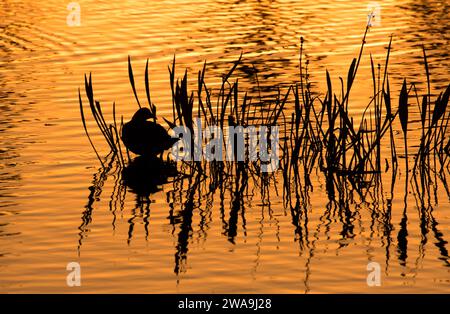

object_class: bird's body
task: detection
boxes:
[122,108,178,157]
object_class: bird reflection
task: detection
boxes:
[77,154,178,250]
[122,155,178,198]
[76,41,449,289]
[122,156,178,244]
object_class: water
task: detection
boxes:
[0,0,449,293]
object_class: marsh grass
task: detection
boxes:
[79,74,125,167]
[77,27,450,270]
[79,28,449,211]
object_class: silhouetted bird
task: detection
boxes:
[121,107,178,157]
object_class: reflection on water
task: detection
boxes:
[78,155,178,248]
[77,136,449,291]
[0,0,449,292]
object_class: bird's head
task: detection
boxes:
[132,107,156,122]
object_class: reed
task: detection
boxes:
[411,46,450,175]
[79,29,449,212]
[78,32,450,263]
[79,73,125,167]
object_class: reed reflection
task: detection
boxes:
[77,26,449,284]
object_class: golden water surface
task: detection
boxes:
[0,0,449,293]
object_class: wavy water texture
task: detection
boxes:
[0,0,449,293]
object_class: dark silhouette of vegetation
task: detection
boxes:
[78,24,449,275]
